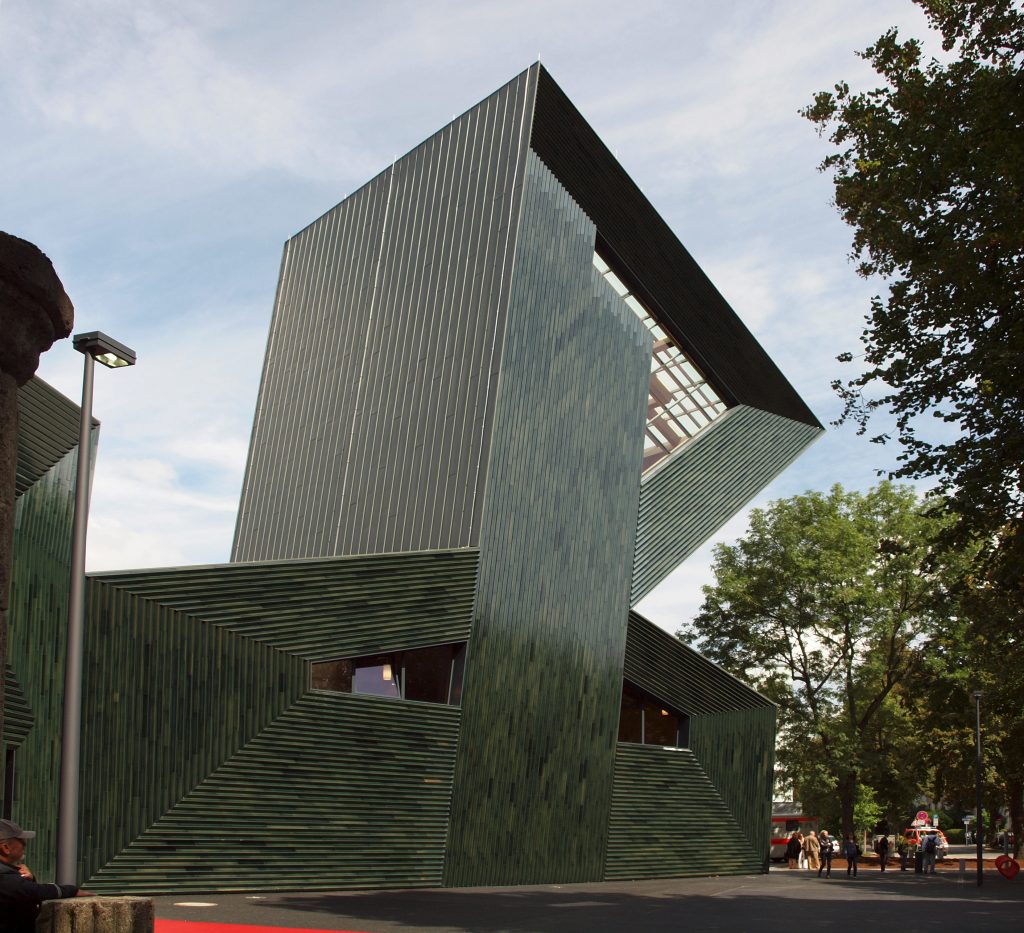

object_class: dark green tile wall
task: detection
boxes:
[631,405,822,604]
[444,151,651,885]
[689,706,776,865]
[79,583,306,884]
[623,612,775,865]
[88,692,461,893]
[604,744,763,879]
[2,667,34,745]
[79,549,478,891]
[7,443,78,879]
[14,377,94,497]
[91,549,479,659]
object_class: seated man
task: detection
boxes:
[0,819,90,933]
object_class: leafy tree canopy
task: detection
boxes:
[802,0,1024,563]
[678,483,962,836]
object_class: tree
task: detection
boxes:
[912,566,1024,856]
[678,483,960,837]
[802,0,1024,568]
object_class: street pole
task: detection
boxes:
[973,690,983,888]
[56,349,94,885]
[55,331,135,885]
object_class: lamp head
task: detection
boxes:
[73,331,136,368]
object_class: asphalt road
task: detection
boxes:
[152,868,1024,933]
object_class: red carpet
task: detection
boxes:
[156,921,374,933]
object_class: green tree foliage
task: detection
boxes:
[678,484,958,836]
[802,1,1024,569]
[912,570,1024,855]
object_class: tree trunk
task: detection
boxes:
[838,773,856,839]
[1008,776,1023,860]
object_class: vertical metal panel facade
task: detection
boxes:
[444,152,651,885]
[233,70,537,562]
[631,405,822,605]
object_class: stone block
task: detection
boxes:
[35,897,154,933]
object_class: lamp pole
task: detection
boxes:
[973,689,984,888]
[56,331,135,885]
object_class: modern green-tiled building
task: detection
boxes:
[6,65,821,892]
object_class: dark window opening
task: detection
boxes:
[617,680,689,748]
[312,642,467,707]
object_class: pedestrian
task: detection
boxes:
[922,831,937,874]
[796,830,807,869]
[844,834,860,878]
[785,831,801,869]
[0,819,90,933]
[875,834,890,872]
[817,830,834,878]
[804,830,821,872]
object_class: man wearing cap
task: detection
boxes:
[0,819,87,933]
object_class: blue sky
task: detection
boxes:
[2,0,940,631]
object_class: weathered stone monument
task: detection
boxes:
[0,231,74,754]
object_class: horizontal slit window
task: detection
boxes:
[312,642,467,706]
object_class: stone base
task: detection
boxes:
[36,897,154,933]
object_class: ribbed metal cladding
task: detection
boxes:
[87,693,461,893]
[15,376,96,497]
[530,65,820,430]
[232,68,537,562]
[631,405,823,604]
[444,152,650,886]
[604,744,764,880]
[90,548,479,659]
[623,612,775,863]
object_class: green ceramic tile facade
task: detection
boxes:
[623,612,775,864]
[88,692,461,893]
[631,405,823,604]
[444,152,651,885]
[7,442,79,879]
[605,744,763,879]
[2,667,34,746]
[77,549,477,890]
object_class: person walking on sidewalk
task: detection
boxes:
[922,832,938,874]
[844,834,860,878]
[817,830,834,878]
[875,834,890,872]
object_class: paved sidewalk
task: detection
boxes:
[152,868,1024,933]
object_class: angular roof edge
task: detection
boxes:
[527,64,821,429]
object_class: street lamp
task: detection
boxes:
[972,689,984,888]
[56,331,136,884]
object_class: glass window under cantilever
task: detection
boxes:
[592,250,728,472]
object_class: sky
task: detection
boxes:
[2,0,943,634]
